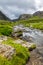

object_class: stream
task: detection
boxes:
[14,25,43,65]
[22,28,43,65]
[23,29,43,46]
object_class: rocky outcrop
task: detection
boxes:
[12,25,24,37]
[12,25,34,42]
[19,14,32,20]
[33,11,43,17]
[0,43,15,59]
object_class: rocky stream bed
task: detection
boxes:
[13,25,43,65]
[0,25,43,65]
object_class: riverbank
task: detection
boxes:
[0,36,36,65]
[26,41,43,65]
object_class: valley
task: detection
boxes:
[0,11,43,65]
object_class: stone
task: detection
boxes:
[36,47,43,56]
[0,43,15,59]
[14,39,25,44]
[12,25,24,37]
[14,39,36,51]
[0,36,7,43]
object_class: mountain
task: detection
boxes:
[33,11,43,17]
[0,11,10,20]
[19,14,32,20]
[0,11,43,21]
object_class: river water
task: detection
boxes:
[16,25,43,65]
[23,29,43,45]
[14,25,43,64]
[23,29,43,65]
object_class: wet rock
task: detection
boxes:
[26,49,43,65]
[36,47,43,56]
[13,25,24,32]
[21,36,33,42]
[0,44,15,59]
[12,25,24,37]
[12,32,22,37]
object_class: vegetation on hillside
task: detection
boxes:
[0,16,43,36]
[14,16,43,30]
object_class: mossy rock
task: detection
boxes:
[29,44,36,51]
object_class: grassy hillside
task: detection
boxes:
[14,16,43,30]
[0,20,14,36]
[0,16,43,36]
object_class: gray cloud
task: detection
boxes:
[0,0,43,19]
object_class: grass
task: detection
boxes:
[14,16,43,30]
[0,38,30,65]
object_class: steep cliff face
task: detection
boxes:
[0,11,10,20]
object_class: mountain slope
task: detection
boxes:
[33,11,43,17]
[0,11,10,20]
[19,14,32,20]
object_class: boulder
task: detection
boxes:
[22,42,36,51]
[36,47,43,56]
[0,36,7,43]
[12,25,24,37]
[0,44,15,59]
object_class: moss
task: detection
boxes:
[29,44,36,51]
[1,38,30,65]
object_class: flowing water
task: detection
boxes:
[23,29,43,46]
[22,28,43,65]
[14,25,43,65]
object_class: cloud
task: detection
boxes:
[0,0,43,19]
[35,0,43,11]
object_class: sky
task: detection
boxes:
[0,0,43,19]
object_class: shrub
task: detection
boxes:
[0,25,12,36]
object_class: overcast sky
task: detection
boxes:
[0,0,43,19]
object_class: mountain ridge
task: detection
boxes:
[0,11,43,21]
[0,11,10,21]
